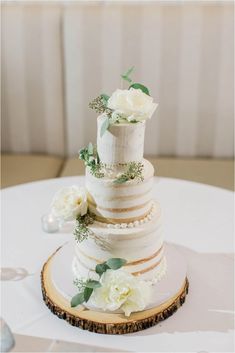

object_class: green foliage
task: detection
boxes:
[89,94,112,137]
[121,66,135,83]
[87,142,93,155]
[86,280,102,289]
[84,287,93,302]
[71,278,94,307]
[114,162,144,184]
[106,258,127,270]
[113,175,129,184]
[88,95,107,114]
[95,263,110,276]
[89,95,112,118]
[79,143,104,178]
[71,292,85,307]
[71,257,127,308]
[100,93,110,105]
[100,116,110,137]
[95,257,127,277]
[73,212,95,243]
[73,278,87,291]
[129,83,150,96]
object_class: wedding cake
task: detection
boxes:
[51,68,167,316]
[73,120,167,284]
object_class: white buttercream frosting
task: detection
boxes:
[86,159,154,222]
[97,115,146,165]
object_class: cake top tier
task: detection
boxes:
[97,116,146,164]
[89,68,158,165]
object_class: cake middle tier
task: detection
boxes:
[86,159,154,223]
[72,201,166,283]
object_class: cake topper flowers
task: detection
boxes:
[89,67,158,137]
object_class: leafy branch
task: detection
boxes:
[121,67,150,96]
[89,94,111,115]
[89,96,113,137]
[71,279,101,307]
[114,162,144,184]
[73,212,95,243]
[121,66,135,83]
[71,258,127,308]
[79,143,104,178]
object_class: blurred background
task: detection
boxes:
[1,0,234,189]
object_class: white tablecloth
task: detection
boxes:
[1,177,234,352]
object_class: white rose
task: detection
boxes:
[51,186,88,221]
[107,88,158,122]
[90,269,152,316]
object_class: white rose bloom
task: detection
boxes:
[107,88,158,122]
[90,269,152,316]
[51,186,88,221]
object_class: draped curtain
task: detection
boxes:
[1,1,234,158]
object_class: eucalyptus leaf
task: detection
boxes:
[97,151,100,164]
[100,116,110,137]
[84,287,93,302]
[129,83,150,96]
[121,66,134,83]
[88,142,93,155]
[95,262,109,276]
[70,292,85,307]
[106,258,127,270]
[101,94,110,105]
[113,176,129,184]
[86,280,102,289]
[125,66,135,77]
[121,75,132,83]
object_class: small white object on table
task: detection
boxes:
[41,213,61,233]
[1,176,234,352]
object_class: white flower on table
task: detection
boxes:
[107,88,158,122]
[51,186,88,222]
[90,269,152,317]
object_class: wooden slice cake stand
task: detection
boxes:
[41,243,189,335]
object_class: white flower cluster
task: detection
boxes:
[107,88,158,123]
[51,186,88,222]
[91,269,152,317]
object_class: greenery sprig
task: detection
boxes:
[89,94,115,137]
[114,162,144,184]
[121,66,135,83]
[89,94,111,116]
[121,67,150,95]
[71,258,127,307]
[73,212,95,243]
[79,142,104,178]
[71,278,101,307]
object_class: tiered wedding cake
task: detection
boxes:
[72,117,167,285]
[51,69,169,317]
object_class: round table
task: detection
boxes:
[1,177,234,352]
